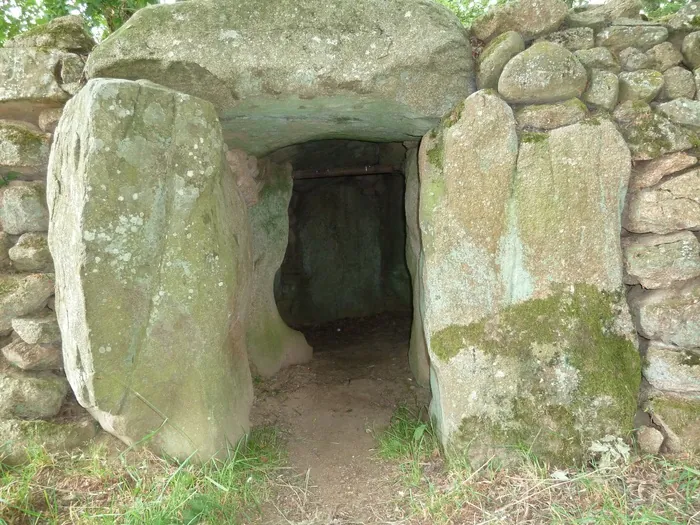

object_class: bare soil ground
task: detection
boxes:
[251,312,430,524]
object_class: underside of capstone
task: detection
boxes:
[85,0,474,156]
[47,78,253,461]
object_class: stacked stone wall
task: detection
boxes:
[0,16,98,463]
[466,0,700,455]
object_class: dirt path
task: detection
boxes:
[251,313,430,524]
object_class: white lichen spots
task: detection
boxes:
[95,256,101,263]
[84,230,96,241]
[98,345,112,354]
[495,370,505,378]
[187,170,194,178]
[312,36,322,43]
[218,282,224,287]
[405,10,412,17]
[118,196,124,201]
[186,233,192,239]
[132,193,139,200]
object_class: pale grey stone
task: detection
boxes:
[477,31,525,90]
[630,152,698,190]
[515,98,588,129]
[0,274,54,336]
[618,69,665,102]
[37,108,63,133]
[696,67,700,99]
[48,78,254,462]
[644,342,700,398]
[658,66,696,100]
[647,42,683,72]
[0,416,98,465]
[637,426,664,454]
[12,310,61,345]
[471,0,567,42]
[540,27,594,51]
[595,25,668,52]
[0,121,51,178]
[1,337,62,371]
[85,0,474,156]
[9,233,53,272]
[622,231,700,288]
[0,356,68,419]
[619,47,655,71]
[498,42,588,104]
[613,101,692,160]
[4,15,94,53]
[574,47,621,72]
[567,0,642,29]
[657,98,700,128]
[667,2,700,32]
[624,169,700,233]
[682,31,700,69]
[0,182,49,235]
[583,69,619,110]
[629,279,700,347]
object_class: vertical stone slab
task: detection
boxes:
[47,78,253,461]
[418,91,640,465]
[404,147,429,387]
[245,160,311,377]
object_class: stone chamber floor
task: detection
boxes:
[250,311,430,523]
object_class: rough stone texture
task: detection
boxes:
[0,121,51,179]
[1,337,63,371]
[470,0,567,42]
[619,47,655,71]
[637,425,664,454]
[498,42,588,104]
[595,25,668,52]
[583,69,619,110]
[622,232,700,288]
[682,32,700,69]
[12,310,61,345]
[613,101,692,160]
[0,182,50,235]
[0,48,73,123]
[657,98,700,129]
[648,395,700,452]
[624,169,700,234]
[0,232,13,271]
[4,15,95,53]
[647,42,683,72]
[628,279,700,347]
[618,70,665,102]
[540,27,594,51]
[574,47,621,72]
[477,31,525,90]
[696,68,700,99]
[405,147,430,387]
[85,0,474,156]
[630,152,697,190]
[245,160,311,377]
[0,357,68,419]
[38,108,63,133]
[0,416,98,465]
[658,67,696,101]
[567,0,642,29]
[0,273,54,336]
[47,78,254,461]
[667,1,700,32]
[644,343,700,398]
[9,233,53,272]
[418,91,637,464]
[515,99,587,129]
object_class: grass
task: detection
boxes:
[373,406,700,524]
[0,426,287,524]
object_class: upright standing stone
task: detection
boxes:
[419,95,639,465]
[47,78,254,461]
[245,160,311,377]
[404,147,429,387]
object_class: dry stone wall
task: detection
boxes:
[435,0,700,458]
[0,16,99,464]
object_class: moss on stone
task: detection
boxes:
[680,350,700,367]
[426,142,444,169]
[521,132,549,143]
[432,284,641,463]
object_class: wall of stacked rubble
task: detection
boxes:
[467,0,700,454]
[0,16,98,464]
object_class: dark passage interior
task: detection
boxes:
[273,140,413,329]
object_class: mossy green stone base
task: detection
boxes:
[649,396,700,452]
[432,285,640,466]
